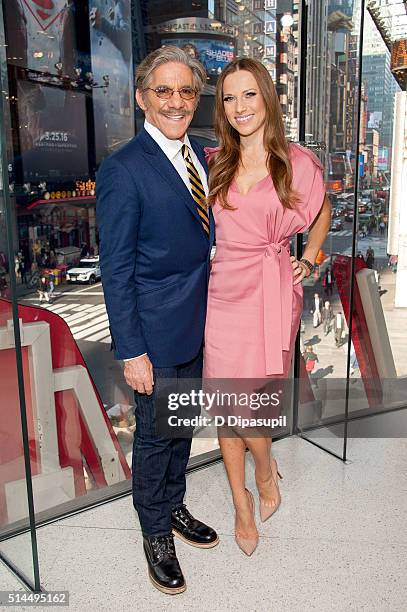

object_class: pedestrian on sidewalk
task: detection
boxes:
[300,319,305,353]
[19,254,28,284]
[37,276,50,303]
[0,251,6,272]
[359,224,367,239]
[334,312,345,347]
[388,254,397,273]
[48,271,55,300]
[350,344,359,376]
[311,292,322,328]
[80,242,89,259]
[304,344,319,374]
[322,300,334,336]
[322,265,334,297]
[14,255,21,283]
[366,247,375,269]
[0,273,7,297]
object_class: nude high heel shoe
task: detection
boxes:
[235,489,259,556]
[258,457,283,523]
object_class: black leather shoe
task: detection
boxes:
[143,534,186,595]
[171,505,219,548]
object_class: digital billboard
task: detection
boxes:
[161,38,235,81]
[90,0,134,164]
[17,81,89,181]
[368,111,382,130]
[4,1,135,180]
[4,0,89,74]
[378,147,389,171]
[391,39,407,73]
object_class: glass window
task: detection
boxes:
[0,1,300,522]
[3,0,401,524]
[1,0,135,526]
[0,13,39,582]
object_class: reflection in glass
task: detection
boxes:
[297,0,361,455]
[0,266,37,585]
[0,1,304,523]
[358,10,403,386]
[0,48,37,580]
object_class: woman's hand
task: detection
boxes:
[291,255,310,285]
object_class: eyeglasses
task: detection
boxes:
[144,86,197,100]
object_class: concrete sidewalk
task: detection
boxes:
[301,258,406,379]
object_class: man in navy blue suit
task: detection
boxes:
[96,46,218,595]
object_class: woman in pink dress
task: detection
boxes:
[204,58,331,555]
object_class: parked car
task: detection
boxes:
[330,219,344,231]
[338,193,354,201]
[332,204,346,217]
[66,257,101,284]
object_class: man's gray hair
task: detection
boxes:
[135,45,207,94]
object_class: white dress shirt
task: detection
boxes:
[144,120,208,197]
[124,120,208,362]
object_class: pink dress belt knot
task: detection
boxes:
[262,240,293,375]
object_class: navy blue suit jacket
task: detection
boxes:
[96,128,215,366]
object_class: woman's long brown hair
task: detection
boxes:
[208,58,299,210]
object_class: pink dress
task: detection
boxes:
[203,143,326,379]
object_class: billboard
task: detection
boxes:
[4,1,134,180]
[17,80,89,181]
[391,39,407,73]
[161,38,235,81]
[329,152,346,180]
[368,111,382,129]
[90,0,134,164]
[3,0,89,75]
[377,147,389,171]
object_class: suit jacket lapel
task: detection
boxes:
[138,129,208,234]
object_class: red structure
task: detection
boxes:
[332,254,383,407]
[0,298,131,526]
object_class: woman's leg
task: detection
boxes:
[242,433,280,509]
[218,426,258,538]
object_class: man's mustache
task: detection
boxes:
[159,110,193,117]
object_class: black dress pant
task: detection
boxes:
[132,348,203,536]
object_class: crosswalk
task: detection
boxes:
[327,230,353,237]
[42,302,111,344]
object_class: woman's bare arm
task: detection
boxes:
[302,194,332,265]
[292,194,332,285]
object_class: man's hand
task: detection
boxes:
[124,355,154,395]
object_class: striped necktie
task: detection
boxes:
[181,144,209,236]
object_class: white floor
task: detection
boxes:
[1,436,407,611]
